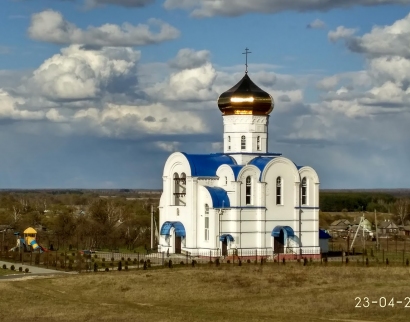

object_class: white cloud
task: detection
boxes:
[328,26,358,42]
[307,19,326,29]
[23,45,141,102]
[347,12,410,57]
[169,48,211,69]
[163,0,410,18]
[28,10,180,47]
[0,90,44,121]
[322,12,410,118]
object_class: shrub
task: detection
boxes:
[25,268,29,273]
[102,258,106,262]
[11,265,15,271]
[2,264,6,269]
[105,267,109,272]
[180,261,184,265]
[72,252,75,257]
[139,259,144,264]
[118,261,122,271]
[246,259,251,264]
[227,259,231,264]
[125,261,129,266]
[127,257,131,262]
[19,267,22,272]
[94,254,98,259]
[146,259,151,264]
[121,257,125,261]
[125,265,128,271]
[111,257,114,262]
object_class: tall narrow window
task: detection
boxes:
[241,135,246,150]
[257,136,261,151]
[301,177,307,205]
[276,177,282,205]
[173,173,179,205]
[205,209,209,241]
[246,176,252,205]
[228,136,231,142]
[224,176,228,186]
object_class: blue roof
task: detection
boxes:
[230,165,244,180]
[181,153,236,177]
[248,156,276,179]
[160,221,186,237]
[219,234,234,242]
[204,186,230,208]
[271,226,295,237]
[319,229,332,239]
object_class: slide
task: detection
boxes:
[29,239,44,253]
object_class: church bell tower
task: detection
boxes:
[217,49,274,164]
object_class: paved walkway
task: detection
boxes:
[0,260,75,280]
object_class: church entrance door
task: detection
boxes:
[175,236,182,254]
[222,238,228,256]
[274,229,285,253]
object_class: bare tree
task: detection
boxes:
[394,198,409,226]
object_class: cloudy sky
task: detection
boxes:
[1,0,409,189]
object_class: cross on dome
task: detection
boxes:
[242,47,252,74]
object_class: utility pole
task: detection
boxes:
[375,209,379,251]
[150,205,154,250]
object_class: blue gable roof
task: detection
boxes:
[204,186,230,208]
[230,165,244,180]
[160,221,186,237]
[181,153,236,177]
[248,156,276,179]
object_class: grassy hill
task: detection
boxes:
[1,264,410,321]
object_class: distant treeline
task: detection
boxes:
[319,192,397,212]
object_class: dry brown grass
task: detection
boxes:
[1,263,410,321]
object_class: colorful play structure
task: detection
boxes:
[10,227,46,253]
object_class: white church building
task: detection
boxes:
[158,69,322,258]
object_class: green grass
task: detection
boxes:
[0,267,24,276]
[1,263,410,321]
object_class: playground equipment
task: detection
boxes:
[9,227,46,252]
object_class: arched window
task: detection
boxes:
[173,173,179,205]
[246,176,252,205]
[276,177,282,205]
[204,203,209,241]
[257,136,261,151]
[241,135,246,150]
[301,177,307,205]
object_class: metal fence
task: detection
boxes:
[1,243,410,273]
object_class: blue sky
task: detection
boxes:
[1,0,410,189]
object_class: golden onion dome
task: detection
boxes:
[217,73,274,116]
